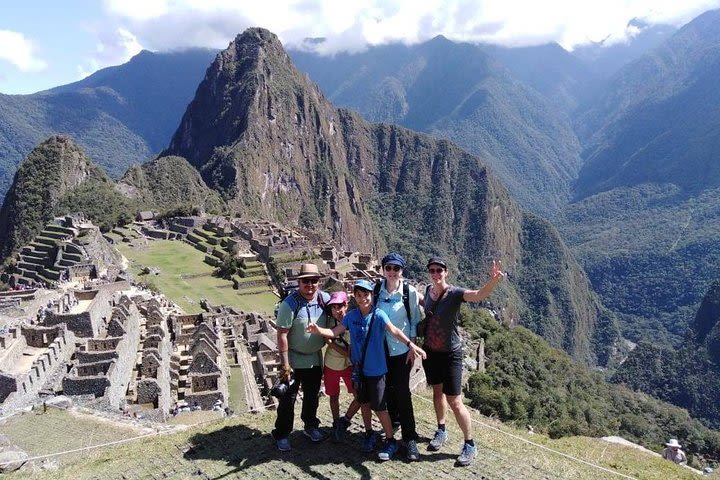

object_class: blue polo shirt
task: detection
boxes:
[375,279,422,357]
[342,307,391,376]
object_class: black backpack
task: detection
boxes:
[373,280,411,321]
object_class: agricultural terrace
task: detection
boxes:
[115,240,278,315]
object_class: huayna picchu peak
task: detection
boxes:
[161,27,620,366]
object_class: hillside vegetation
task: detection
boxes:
[611,282,720,429]
[460,307,720,464]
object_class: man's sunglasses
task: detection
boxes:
[428,267,445,274]
[383,265,402,272]
[300,278,320,285]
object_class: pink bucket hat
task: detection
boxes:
[327,291,348,306]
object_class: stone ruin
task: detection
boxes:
[0,324,75,414]
[169,313,229,411]
[3,215,122,289]
[61,297,141,410]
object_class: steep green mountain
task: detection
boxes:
[0,135,135,258]
[165,28,620,365]
[118,155,225,213]
[485,42,595,112]
[611,282,720,429]
[557,10,720,343]
[290,37,584,217]
[557,184,720,344]
[0,48,216,199]
[576,9,720,197]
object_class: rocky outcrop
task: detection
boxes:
[164,28,380,251]
[691,281,720,364]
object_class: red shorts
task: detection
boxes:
[323,366,355,396]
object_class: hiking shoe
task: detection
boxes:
[428,429,449,451]
[457,443,478,466]
[303,427,329,443]
[275,437,291,452]
[335,416,351,441]
[362,431,378,453]
[405,439,420,461]
[378,439,399,461]
[338,415,352,431]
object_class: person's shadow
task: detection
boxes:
[183,422,374,479]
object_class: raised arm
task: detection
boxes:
[463,260,505,303]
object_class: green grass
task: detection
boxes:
[117,240,278,314]
[227,365,246,413]
[0,407,142,459]
[5,392,705,480]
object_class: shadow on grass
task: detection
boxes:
[184,423,373,479]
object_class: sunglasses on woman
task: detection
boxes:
[300,278,320,285]
[428,267,445,274]
[383,265,402,272]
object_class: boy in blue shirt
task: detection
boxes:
[307,279,426,461]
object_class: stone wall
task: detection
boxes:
[45,288,113,337]
[0,330,26,372]
[0,324,75,413]
[62,303,141,408]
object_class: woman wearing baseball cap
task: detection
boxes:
[421,257,504,466]
[375,252,423,460]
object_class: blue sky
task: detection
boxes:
[1,0,719,95]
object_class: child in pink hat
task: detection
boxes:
[324,291,360,441]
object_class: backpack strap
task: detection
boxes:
[402,282,411,322]
[373,279,412,322]
[358,309,377,375]
[372,280,382,307]
[292,291,328,322]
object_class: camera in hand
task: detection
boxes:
[270,376,297,398]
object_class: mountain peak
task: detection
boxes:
[0,135,108,257]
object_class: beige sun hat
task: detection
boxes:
[295,263,322,279]
[665,439,682,448]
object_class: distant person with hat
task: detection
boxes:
[307,279,427,461]
[662,439,687,465]
[421,256,505,466]
[272,263,331,451]
[374,252,423,460]
[323,290,361,441]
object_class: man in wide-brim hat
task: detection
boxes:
[271,263,331,451]
[662,438,687,465]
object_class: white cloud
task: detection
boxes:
[93,0,720,57]
[77,27,143,80]
[0,30,47,72]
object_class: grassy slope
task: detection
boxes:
[5,392,703,480]
[116,240,278,314]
